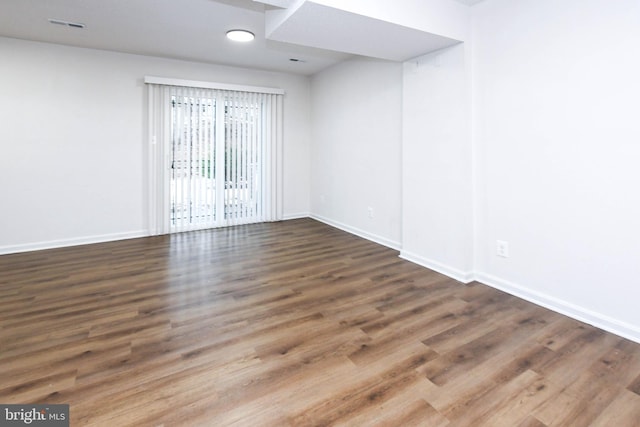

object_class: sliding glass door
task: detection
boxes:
[146,79,283,236]
[169,91,268,231]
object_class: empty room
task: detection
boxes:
[1,0,640,425]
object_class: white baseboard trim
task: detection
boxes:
[310,214,401,251]
[475,272,640,344]
[0,230,149,255]
[399,250,475,284]
[282,212,310,221]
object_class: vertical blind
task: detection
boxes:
[146,78,283,235]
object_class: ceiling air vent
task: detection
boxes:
[48,19,85,29]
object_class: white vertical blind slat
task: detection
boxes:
[240,91,247,222]
[214,91,224,225]
[249,92,255,219]
[195,89,202,226]
[275,94,284,221]
[227,91,234,225]
[257,92,263,220]
[264,94,272,221]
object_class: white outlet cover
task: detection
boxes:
[496,240,509,258]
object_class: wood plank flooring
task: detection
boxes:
[1,218,640,426]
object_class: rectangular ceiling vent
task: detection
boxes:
[48,19,85,29]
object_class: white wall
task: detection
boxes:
[310,58,402,248]
[473,0,640,340]
[401,43,474,282]
[0,37,311,253]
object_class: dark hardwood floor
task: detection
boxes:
[1,218,640,426]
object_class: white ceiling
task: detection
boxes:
[0,0,481,76]
[0,0,353,75]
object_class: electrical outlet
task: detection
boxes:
[367,207,374,219]
[320,195,326,204]
[496,240,509,258]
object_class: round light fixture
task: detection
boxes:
[226,29,255,42]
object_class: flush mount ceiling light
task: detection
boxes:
[226,29,255,42]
